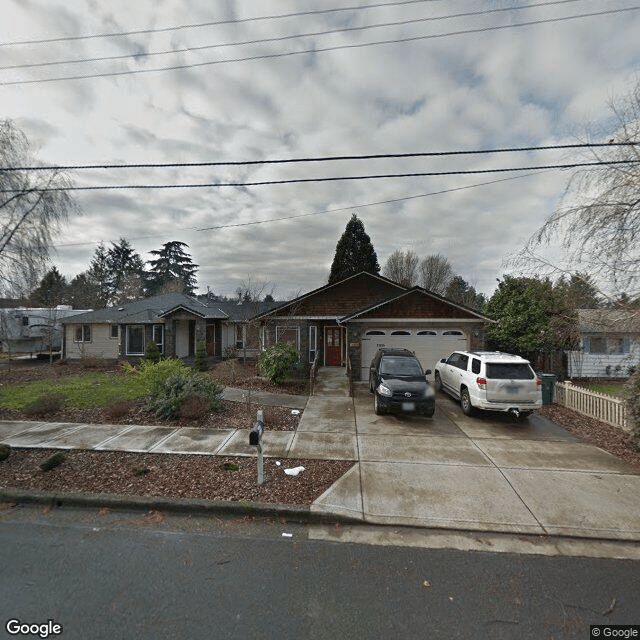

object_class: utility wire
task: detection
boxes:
[1,160,635,193]
[0,0,585,72]
[1,143,636,173]
[52,171,547,247]
[0,0,444,47]
[2,6,637,86]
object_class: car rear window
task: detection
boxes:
[380,357,423,376]
[485,363,534,379]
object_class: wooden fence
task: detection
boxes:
[554,381,629,433]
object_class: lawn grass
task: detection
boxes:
[0,372,150,410]
[585,382,626,397]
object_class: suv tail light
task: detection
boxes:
[536,377,542,386]
[476,377,486,389]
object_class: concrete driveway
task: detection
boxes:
[310,370,640,541]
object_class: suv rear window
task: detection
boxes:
[380,357,423,376]
[485,363,534,379]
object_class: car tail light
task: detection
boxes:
[536,377,542,386]
[476,377,486,389]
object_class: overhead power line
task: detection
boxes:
[1,142,636,173]
[0,0,443,47]
[1,160,635,193]
[0,0,585,72]
[2,6,637,86]
[52,171,547,248]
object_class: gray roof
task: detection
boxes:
[577,309,640,333]
[61,293,227,325]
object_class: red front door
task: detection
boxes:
[325,327,342,366]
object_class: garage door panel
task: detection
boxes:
[361,329,468,380]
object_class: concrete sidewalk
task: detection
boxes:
[307,368,640,542]
[2,369,640,543]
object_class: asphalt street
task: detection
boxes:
[1,504,639,640]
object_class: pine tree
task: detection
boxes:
[328,214,380,284]
[86,242,111,308]
[30,267,68,306]
[146,241,198,296]
[105,238,146,304]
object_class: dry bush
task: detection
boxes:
[104,399,136,420]
[178,394,211,421]
[23,392,65,417]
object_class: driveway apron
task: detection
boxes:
[311,370,640,541]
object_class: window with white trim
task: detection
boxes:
[74,324,91,342]
[417,330,437,336]
[365,330,386,336]
[443,330,464,336]
[309,325,317,363]
[391,330,411,335]
[260,325,267,351]
[126,325,145,355]
[276,326,300,349]
[110,324,118,339]
[152,324,164,353]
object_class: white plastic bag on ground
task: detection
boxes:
[284,466,305,476]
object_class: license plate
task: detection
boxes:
[402,402,415,411]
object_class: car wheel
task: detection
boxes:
[434,372,443,392]
[374,393,385,415]
[460,388,474,416]
[424,406,435,418]
[369,375,374,393]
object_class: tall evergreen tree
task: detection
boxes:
[105,238,145,304]
[328,214,380,284]
[146,241,198,296]
[85,242,111,308]
[30,266,68,306]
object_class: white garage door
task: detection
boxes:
[360,328,468,381]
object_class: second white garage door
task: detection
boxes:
[360,328,468,381]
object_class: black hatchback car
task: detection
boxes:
[369,348,435,417]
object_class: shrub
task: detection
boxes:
[624,370,640,447]
[146,371,224,420]
[193,341,209,372]
[40,452,66,471]
[258,342,299,384]
[178,394,211,420]
[0,443,11,462]
[123,358,188,395]
[23,392,66,417]
[104,399,136,420]
[145,340,162,363]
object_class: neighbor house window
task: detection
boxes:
[110,325,118,339]
[588,336,606,354]
[260,326,267,351]
[276,326,300,349]
[126,325,145,355]
[22,316,29,326]
[152,324,164,353]
[74,324,91,342]
[309,325,317,363]
[236,324,245,349]
[608,337,630,354]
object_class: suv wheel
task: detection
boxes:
[460,388,474,416]
[374,393,385,415]
[434,372,443,392]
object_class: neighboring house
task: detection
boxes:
[566,309,640,378]
[1,306,91,355]
[254,272,491,381]
[61,293,277,362]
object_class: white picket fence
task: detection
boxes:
[554,381,630,433]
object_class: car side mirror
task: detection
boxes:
[425,369,432,376]
[440,358,446,363]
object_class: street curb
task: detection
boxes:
[0,488,362,525]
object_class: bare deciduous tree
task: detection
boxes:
[419,254,454,295]
[522,81,640,298]
[0,119,76,297]
[383,249,419,286]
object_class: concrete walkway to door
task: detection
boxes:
[305,367,640,542]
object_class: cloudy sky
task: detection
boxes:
[1,0,639,300]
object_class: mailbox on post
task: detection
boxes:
[249,409,265,485]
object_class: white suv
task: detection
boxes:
[434,351,542,418]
